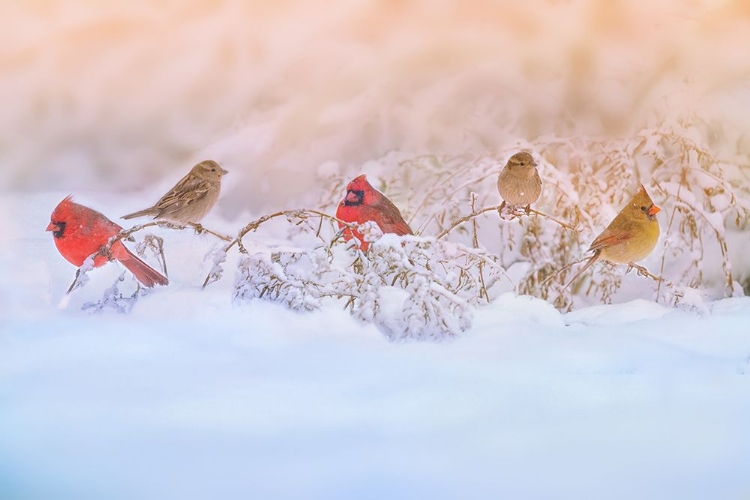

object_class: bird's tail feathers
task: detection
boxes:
[111,242,168,287]
[564,252,600,289]
[121,208,156,220]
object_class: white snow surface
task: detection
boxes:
[2,193,750,500]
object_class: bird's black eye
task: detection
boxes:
[640,206,648,212]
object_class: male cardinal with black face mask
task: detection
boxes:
[47,196,168,288]
[335,174,413,251]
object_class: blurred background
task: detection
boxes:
[1,0,749,214]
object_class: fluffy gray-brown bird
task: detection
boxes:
[497,151,542,212]
[122,160,228,224]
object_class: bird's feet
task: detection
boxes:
[498,202,529,221]
[66,269,81,294]
[626,262,664,282]
[498,202,517,221]
[98,244,113,260]
[189,222,205,235]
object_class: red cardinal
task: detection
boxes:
[47,196,168,288]
[335,174,413,251]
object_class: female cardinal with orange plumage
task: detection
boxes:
[47,196,168,288]
[335,175,413,251]
[566,184,660,287]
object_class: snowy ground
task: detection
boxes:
[2,192,750,500]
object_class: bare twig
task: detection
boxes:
[187,223,232,241]
[115,220,231,244]
[201,208,355,288]
[469,194,490,303]
[436,205,504,240]
[138,234,168,276]
[626,262,675,290]
[436,204,577,240]
[527,208,578,231]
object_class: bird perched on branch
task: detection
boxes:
[48,196,168,288]
[497,151,542,212]
[335,174,413,251]
[566,184,660,287]
[122,160,228,224]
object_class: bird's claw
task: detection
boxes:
[98,245,113,260]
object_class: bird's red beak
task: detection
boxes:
[648,204,660,216]
[345,191,360,204]
[46,221,56,232]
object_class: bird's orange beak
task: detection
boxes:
[46,221,56,232]
[648,204,660,216]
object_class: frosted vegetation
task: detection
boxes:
[4,1,750,340]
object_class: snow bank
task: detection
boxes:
[3,191,750,499]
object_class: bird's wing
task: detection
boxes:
[587,221,635,253]
[154,177,213,214]
[374,198,413,235]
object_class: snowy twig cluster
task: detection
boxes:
[210,214,505,340]
[81,273,141,314]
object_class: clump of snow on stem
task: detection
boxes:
[81,273,141,314]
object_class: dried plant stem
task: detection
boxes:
[231,209,347,253]
[187,223,232,241]
[627,262,675,290]
[201,209,351,288]
[656,183,681,301]
[435,205,503,240]
[659,181,735,295]
[115,220,231,243]
[140,234,168,276]
[527,208,578,231]
[436,204,577,241]
[469,194,490,303]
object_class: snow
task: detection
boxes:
[3,1,750,498]
[3,192,750,500]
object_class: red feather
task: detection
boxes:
[335,175,413,251]
[47,196,168,288]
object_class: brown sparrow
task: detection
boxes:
[497,151,542,212]
[122,160,228,224]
